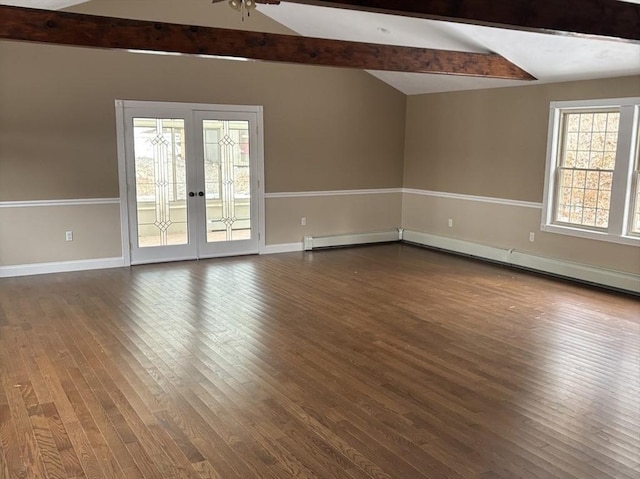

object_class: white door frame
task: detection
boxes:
[115,99,266,266]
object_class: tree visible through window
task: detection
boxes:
[542,98,640,245]
[555,110,618,229]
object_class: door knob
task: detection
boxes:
[198,191,204,197]
[189,192,195,197]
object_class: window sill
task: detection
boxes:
[541,224,640,246]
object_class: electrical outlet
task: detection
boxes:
[65,230,73,241]
[301,216,307,226]
[448,218,453,228]
[529,232,535,242]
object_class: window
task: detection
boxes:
[542,98,640,245]
[631,134,640,234]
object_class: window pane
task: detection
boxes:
[202,119,251,243]
[555,110,619,229]
[632,188,640,233]
[133,118,188,248]
[203,123,222,200]
[632,165,640,235]
[560,111,619,169]
[582,207,596,226]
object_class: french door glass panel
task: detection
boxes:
[133,118,188,248]
[202,119,252,243]
[194,110,259,259]
[122,102,261,264]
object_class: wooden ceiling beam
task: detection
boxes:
[284,0,640,43]
[0,5,535,80]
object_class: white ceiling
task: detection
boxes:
[4,0,640,95]
[257,2,640,95]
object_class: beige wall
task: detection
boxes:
[402,194,638,274]
[403,76,640,275]
[0,0,405,266]
[0,204,122,265]
[64,0,407,190]
[266,193,402,245]
[0,44,405,201]
[404,76,640,202]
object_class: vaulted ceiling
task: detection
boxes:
[2,0,639,95]
[258,1,640,94]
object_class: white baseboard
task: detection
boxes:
[402,231,510,263]
[0,198,120,208]
[303,229,401,251]
[508,251,640,293]
[0,257,126,278]
[262,242,305,254]
[3,234,635,293]
[403,230,639,294]
[265,188,402,199]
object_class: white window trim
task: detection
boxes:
[541,97,640,246]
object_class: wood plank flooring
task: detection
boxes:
[0,243,638,478]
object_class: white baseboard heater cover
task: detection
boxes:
[508,251,639,293]
[403,230,639,294]
[303,229,401,251]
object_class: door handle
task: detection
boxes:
[198,191,204,197]
[188,192,195,197]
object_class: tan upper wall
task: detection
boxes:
[404,76,640,203]
[0,0,406,201]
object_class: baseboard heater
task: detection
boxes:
[300,229,638,293]
[303,229,401,250]
[402,230,639,294]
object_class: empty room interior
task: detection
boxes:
[0,0,639,478]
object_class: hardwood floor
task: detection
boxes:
[0,243,638,479]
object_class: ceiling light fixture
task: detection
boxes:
[210,0,255,21]
[228,0,256,18]
[212,0,280,20]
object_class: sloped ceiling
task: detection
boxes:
[257,2,640,94]
[3,0,640,95]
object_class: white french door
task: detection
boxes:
[117,101,264,265]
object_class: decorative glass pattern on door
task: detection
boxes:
[133,118,188,247]
[202,120,251,242]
